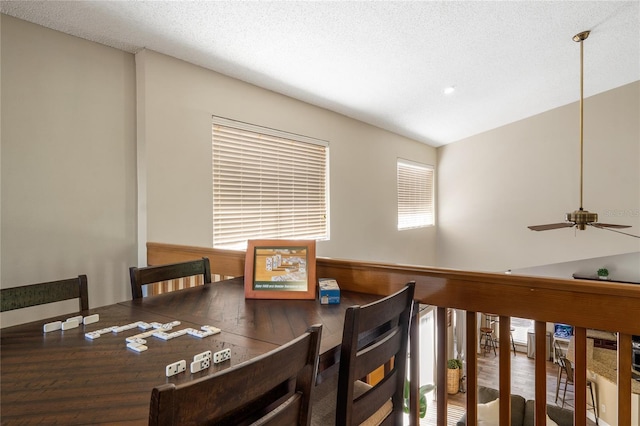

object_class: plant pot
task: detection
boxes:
[598,276,608,280]
[447,368,460,394]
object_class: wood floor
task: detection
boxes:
[442,350,598,425]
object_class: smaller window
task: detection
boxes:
[397,159,434,230]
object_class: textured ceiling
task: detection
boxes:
[2,1,639,147]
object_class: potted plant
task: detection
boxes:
[447,358,463,394]
[597,268,609,280]
[403,380,436,418]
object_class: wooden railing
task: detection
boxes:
[147,242,640,426]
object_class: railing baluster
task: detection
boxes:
[436,307,447,426]
[499,315,512,425]
[466,311,478,425]
[618,332,632,425]
[574,327,587,426]
[534,321,547,426]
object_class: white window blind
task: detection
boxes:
[212,117,329,250]
[397,159,434,230]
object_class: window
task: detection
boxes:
[397,159,434,230]
[212,116,329,250]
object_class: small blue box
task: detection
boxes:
[318,278,340,305]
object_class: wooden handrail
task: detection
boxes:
[147,242,640,425]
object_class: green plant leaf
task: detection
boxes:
[403,380,435,418]
[447,358,462,369]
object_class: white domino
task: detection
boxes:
[190,357,211,374]
[126,330,156,342]
[61,318,80,330]
[213,348,231,364]
[187,329,216,338]
[85,331,101,340]
[201,325,221,335]
[193,350,212,362]
[137,321,152,330]
[113,323,138,333]
[126,337,147,345]
[83,314,99,325]
[66,315,83,324]
[166,360,187,377]
[152,331,172,340]
[43,321,62,333]
[127,343,148,353]
[168,329,188,338]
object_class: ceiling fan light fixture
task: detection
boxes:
[565,209,597,230]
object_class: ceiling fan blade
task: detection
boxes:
[588,223,640,239]
[589,223,632,229]
[527,223,575,231]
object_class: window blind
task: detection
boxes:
[212,117,328,250]
[397,159,434,230]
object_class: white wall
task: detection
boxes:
[138,49,438,266]
[1,16,137,327]
[437,81,640,272]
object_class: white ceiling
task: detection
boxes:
[2,1,638,147]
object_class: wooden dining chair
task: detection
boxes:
[313,282,415,426]
[149,324,322,426]
[129,257,211,299]
[1,275,89,313]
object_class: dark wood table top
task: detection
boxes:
[119,277,380,355]
[1,277,382,425]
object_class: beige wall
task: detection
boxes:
[1,16,437,328]
[1,16,137,327]
[138,49,437,266]
[591,371,640,426]
[437,81,640,272]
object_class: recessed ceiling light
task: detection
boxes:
[443,86,456,95]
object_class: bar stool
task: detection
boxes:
[484,314,518,356]
[479,327,497,356]
[556,354,598,424]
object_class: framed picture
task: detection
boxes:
[244,239,317,300]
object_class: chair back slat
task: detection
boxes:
[129,258,211,299]
[1,275,88,312]
[353,328,401,380]
[351,370,398,425]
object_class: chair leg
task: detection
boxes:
[555,367,563,403]
[480,331,495,356]
[561,379,569,408]
[490,333,497,356]
[510,331,516,356]
[588,382,598,425]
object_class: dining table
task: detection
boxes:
[0,277,392,425]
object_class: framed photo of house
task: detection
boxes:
[244,239,317,300]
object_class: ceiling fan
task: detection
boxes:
[527,30,638,238]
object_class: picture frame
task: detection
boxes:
[244,239,317,300]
